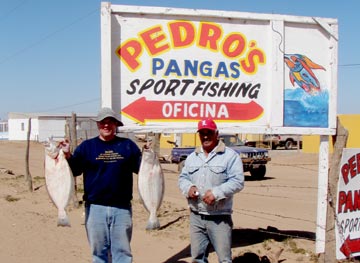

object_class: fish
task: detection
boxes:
[284,54,325,94]
[44,138,74,227]
[138,148,165,230]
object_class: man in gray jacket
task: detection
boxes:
[178,118,244,263]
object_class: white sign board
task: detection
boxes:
[336,148,360,260]
[100,2,338,135]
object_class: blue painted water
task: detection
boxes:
[284,88,329,127]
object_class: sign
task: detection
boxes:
[100,3,338,134]
[336,148,360,259]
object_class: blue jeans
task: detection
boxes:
[85,204,133,263]
[190,212,233,263]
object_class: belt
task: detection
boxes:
[191,210,230,220]
[85,201,131,209]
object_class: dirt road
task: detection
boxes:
[0,141,320,262]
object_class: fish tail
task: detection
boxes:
[146,212,160,230]
[57,209,71,227]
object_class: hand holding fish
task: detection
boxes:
[143,140,152,150]
[59,139,71,158]
[142,144,150,150]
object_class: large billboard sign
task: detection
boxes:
[100,3,338,134]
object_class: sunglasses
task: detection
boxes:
[199,130,216,136]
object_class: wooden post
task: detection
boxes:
[25,118,33,192]
[70,113,79,208]
[65,120,70,141]
[154,133,161,157]
[70,113,78,152]
[318,117,348,262]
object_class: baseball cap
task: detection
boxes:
[197,118,217,132]
[94,107,124,126]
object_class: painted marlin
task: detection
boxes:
[284,54,325,94]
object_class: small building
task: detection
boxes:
[8,112,97,142]
[0,121,8,140]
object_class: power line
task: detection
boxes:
[339,63,360,67]
[0,7,99,65]
[38,98,100,113]
[0,0,28,22]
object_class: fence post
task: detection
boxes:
[319,117,348,262]
[70,113,79,208]
[25,118,33,191]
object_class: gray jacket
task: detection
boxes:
[178,140,244,215]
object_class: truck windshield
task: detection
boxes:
[220,135,245,147]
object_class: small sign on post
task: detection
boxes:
[336,148,360,260]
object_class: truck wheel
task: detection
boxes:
[250,165,266,179]
[285,140,293,150]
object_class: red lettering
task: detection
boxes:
[169,21,195,48]
[117,39,143,71]
[222,33,246,58]
[116,20,267,73]
[349,155,357,178]
[198,23,222,51]
[338,191,347,213]
[345,190,354,213]
[140,26,169,55]
[339,190,360,213]
[354,190,360,211]
[342,163,350,185]
[342,153,360,185]
[240,41,266,74]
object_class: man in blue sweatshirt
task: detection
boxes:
[62,107,141,263]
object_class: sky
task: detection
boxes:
[1,0,359,121]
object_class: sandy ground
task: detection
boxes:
[0,140,321,262]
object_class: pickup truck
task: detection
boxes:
[170,134,271,179]
[263,134,302,150]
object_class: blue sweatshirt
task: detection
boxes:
[67,136,141,208]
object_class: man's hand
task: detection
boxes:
[188,186,199,199]
[59,140,71,158]
[202,190,215,205]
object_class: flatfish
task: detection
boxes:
[44,139,74,226]
[138,148,165,230]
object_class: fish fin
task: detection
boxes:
[57,209,71,227]
[146,212,160,230]
[289,73,295,86]
[146,219,160,230]
[302,56,325,70]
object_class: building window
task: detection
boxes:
[0,123,8,132]
[21,122,25,131]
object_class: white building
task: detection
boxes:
[8,112,97,141]
[0,121,8,140]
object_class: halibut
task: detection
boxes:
[138,148,165,230]
[44,139,74,226]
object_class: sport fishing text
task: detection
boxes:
[126,78,260,99]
